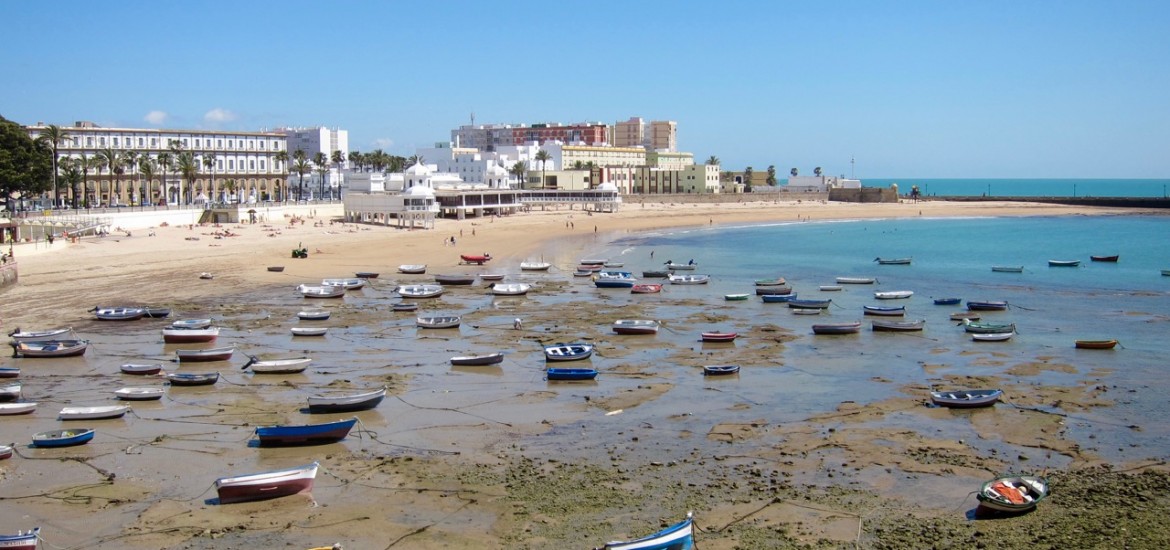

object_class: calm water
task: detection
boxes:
[860,178,1170,198]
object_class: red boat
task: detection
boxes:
[701,331,738,343]
[214,462,319,504]
[459,253,492,265]
[630,284,662,294]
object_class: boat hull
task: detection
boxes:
[812,322,862,335]
[255,419,357,446]
[450,353,505,366]
[1075,339,1118,349]
[703,365,740,376]
[976,475,1048,513]
[215,462,319,504]
[700,332,737,343]
[546,368,598,381]
[307,389,386,413]
[12,340,88,358]
[33,428,95,448]
[544,344,593,361]
[176,347,234,362]
[602,513,693,550]
[930,389,1002,408]
[167,373,220,386]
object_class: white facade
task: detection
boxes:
[415,142,540,188]
[281,126,349,193]
[786,175,862,192]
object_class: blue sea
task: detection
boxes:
[593,214,1170,464]
[861,178,1170,198]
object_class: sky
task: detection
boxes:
[2,1,1168,179]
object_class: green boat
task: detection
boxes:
[962,319,1016,334]
[724,293,749,301]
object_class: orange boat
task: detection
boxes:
[630,284,662,294]
[1075,339,1118,350]
[459,253,492,265]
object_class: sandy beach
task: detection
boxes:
[3,198,1169,549]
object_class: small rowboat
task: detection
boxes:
[245,356,312,374]
[930,388,1002,408]
[703,365,740,376]
[788,299,831,309]
[290,326,328,336]
[267,266,285,272]
[631,284,663,294]
[59,405,130,420]
[297,309,331,320]
[255,418,358,446]
[144,306,172,318]
[171,318,213,330]
[398,264,427,274]
[397,284,444,298]
[8,327,72,341]
[951,312,981,321]
[121,363,163,375]
[836,276,875,284]
[546,368,598,381]
[162,326,219,343]
[600,512,693,550]
[863,305,906,316]
[199,272,214,280]
[114,387,165,401]
[574,269,594,277]
[297,284,346,298]
[0,445,11,460]
[33,428,95,447]
[175,346,234,362]
[755,277,787,286]
[450,352,505,366]
[874,290,914,300]
[963,319,1016,334]
[0,528,40,549]
[664,261,697,270]
[215,461,319,504]
[874,257,912,265]
[612,319,660,335]
[322,277,366,290]
[579,258,608,266]
[544,343,593,361]
[307,387,386,413]
[11,340,89,358]
[578,264,605,272]
[1048,259,1081,267]
[755,285,793,295]
[0,367,18,378]
[933,297,961,305]
[166,372,220,386]
[391,302,418,312]
[1090,255,1119,262]
[812,322,863,335]
[761,293,799,303]
[603,262,624,268]
[417,316,461,329]
[991,265,1024,273]
[520,261,552,271]
[724,293,750,301]
[701,331,737,343]
[640,270,669,278]
[477,273,505,282]
[819,285,843,292]
[967,300,1009,311]
[355,271,380,279]
[0,402,37,415]
[459,254,492,265]
[668,274,710,284]
[0,384,20,401]
[1075,339,1118,349]
[491,283,531,296]
[871,319,925,332]
[972,332,1015,342]
[977,475,1049,513]
[92,306,146,321]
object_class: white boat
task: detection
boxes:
[612,319,660,335]
[307,387,386,412]
[543,342,594,361]
[120,363,164,375]
[244,356,312,374]
[397,284,444,298]
[398,264,427,274]
[297,284,346,298]
[819,285,843,291]
[417,316,461,329]
[668,274,710,285]
[491,283,531,296]
[836,277,876,284]
[0,402,37,415]
[8,327,73,342]
[93,306,147,321]
[170,318,213,330]
[114,387,165,401]
[874,290,914,299]
[215,461,319,504]
[58,405,130,420]
[161,326,220,343]
[322,278,365,290]
[0,384,21,400]
[664,261,697,270]
[973,332,1015,342]
[290,326,328,336]
[297,309,331,320]
[520,261,552,271]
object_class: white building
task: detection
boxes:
[281,126,349,196]
[786,175,862,192]
[415,142,543,188]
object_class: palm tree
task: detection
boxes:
[790,167,799,177]
[348,150,362,172]
[292,149,309,201]
[60,157,82,209]
[509,161,528,188]
[705,155,720,166]
[743,166,754,187]
[814,166,823,177]
[534,149,551,189]
[123,151,139,204]
[312,152,329,200]
[406,154,425,167]
[223,179,237,204]
[138,157,157,206]
[35,124,70,206]
[388,155,406,174]
[77,153,98,208]
[202,153,218,202]
[156,152,173,205]
[766,165,777,186]
[95,147,123,206]
[331,150,345,200]
[176,151,199,204]
[273,150,289,173]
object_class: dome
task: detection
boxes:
[404,185,435,197]
[486,164,507,176]
[405,162,431,176]
[596,182,619,192]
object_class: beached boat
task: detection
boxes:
[397,284,444,298]
[813,322,863,335]
[0,528,40,550]
[92,306,146,321]
[0,383,21,401]
[0,402,37,415]
[267,266,285,272]
[520,261,552,271]
[574,269,594,277]
[874,290,914,300]
[121,363,163,375]
[578,264,605,272]
[11,339,88,358]
[175,346,234,362]
[307,387,386,413]
[788,299,832,309]
[664,261,697,270]
[391,302,418,312]
[703,365,740,376]
[976,475,1049,513]
[417,316,461,329]
[863,305,906,316]
[297,284,346,298]
[963,319,1016,334]
[599,512,693,550]
[871,319,926,332]
[33,428,95,448]
[491,283,531,296]
[245,356,312,374]
[933,297,962,305]
[795,309,822,315]
[966,300,1009,311]
[836,276,876,284]
[603,262,624,268]
[139,306,171,319]
[1090,255,1119,262]
[819,285,843,291]
[171,318,213,330]
[546,368,599,381]
[701,331,737,343]
[612,319,660,335]
[114,387,165,401]
[544,342,594,361]
[594,275,636,289]
[398,264,427,274]
[459,253,492,265]
[724,293,750,301]
[215,461,319,504]
[874,257,912,265]
[355,271,380,279]
[297,309,331,320]
[161,326,219,343]
[0,367,17,378]
[254,418,358,446]
[0,445,10,460]
[199,272,214,280]
[991,265,1024,273]
[1048,259,1081,267]
[290,326,328,336]
[579,258,608,266]
[756,277,788,286]
[761,293,799,303]
[632,284,663,294]
[1075,339,1119,349]
[479,273,506,281]
[166,372,220,386]
[58,405,130,420]
[930,388,1003,408]
[972,332,1015,342]
[450,352,505,366]
[668,274,710,285]
[950,312,981,321]
[434,274,476,285]
[641,270,669,278]
[8,327,72,342]
[322,277,366,290]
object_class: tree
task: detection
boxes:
[223,179,238,204]
[292,149,310,201]
[34,124,70,206]
[0,116,50,211]
[534,149,551,189]
[814,166,823,177]
[331,150,345,200]
[177,151,199,204]
[312,152,329,200]
[156,152,173,205]
[203,153,218,202]
[766,165,777,186]
[743,166,754,189]
[95,147,123,206]
[407,154,425,167]
[138,157,157,206]
[790,167,799,177]
[347,150,362,172]
[77,153,97,207]
[123,151,139,204]
[705,155,720,166]
[509,161,528,188]
[60,157,82,209]
[388,154,406,174]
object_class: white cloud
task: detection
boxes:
[144,110,168,125]
[203,108,237,124]
[371,138,394,150]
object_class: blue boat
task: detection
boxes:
[32,428,95,448]
[546,368,598,381]
[594,278,636,288]
[0,527,39,549]
[933,297,962,305]
[601,512,694,549]
[254,417,358,446]
[544,343,594,362]
[760,293,798,303]
[788,299,832,309]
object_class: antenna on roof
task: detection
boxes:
[470,111,475,126]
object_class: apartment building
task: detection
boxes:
[452,122,608,151]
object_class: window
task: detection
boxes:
[248,140,254,150]
[194,139,200,148]
[181,139,188,147]
[259,141,265,150]
[151,138,157,147]
[87,137,94,147]
[228,160,235,170]
[99,137,106,146]
[259,160,266,170]
[217,160,223,170]
[112,137,119,147]
[248,160,255,170]
[217,139,222,148]
[138,138,144,147]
